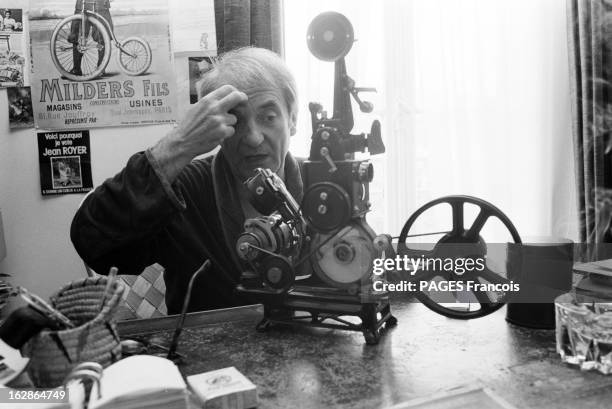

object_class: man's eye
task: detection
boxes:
[260,112,277,122]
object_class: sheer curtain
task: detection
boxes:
[285,0,577,241]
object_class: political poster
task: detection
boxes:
[37,130,93,195]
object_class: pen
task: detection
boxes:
[99,266,118,312]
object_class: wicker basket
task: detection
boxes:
[23,276,125,388]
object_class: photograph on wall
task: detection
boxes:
[51,156,83,189]
[29,0,176,129]
[0,5,27,87]
[7,86,33,128]
[169,0,216,56]
[1,8,22,31]
[37,130,93,195]
[188,56,213,104]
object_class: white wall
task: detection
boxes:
[0,87,173,306]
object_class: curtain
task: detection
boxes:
[215,0,284,54]
[567,0,612,246]
[285,0,577,242]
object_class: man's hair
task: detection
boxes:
[197,47,298,117]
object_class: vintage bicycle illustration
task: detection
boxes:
[50,0,152,81]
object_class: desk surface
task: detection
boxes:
[118,299,612,409]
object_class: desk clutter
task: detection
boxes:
[0,269,257,408]
[0,356,257,409]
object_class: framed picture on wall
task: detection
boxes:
[188,56,213,104]
[169,0,216,56]
[7,86,33,128]
[0,4,28,87]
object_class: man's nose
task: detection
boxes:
[242,119,264,147]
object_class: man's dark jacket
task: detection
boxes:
[71,149,303,314]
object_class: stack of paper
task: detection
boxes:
[88,355,187,409]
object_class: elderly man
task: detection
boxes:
[71,47,301,314]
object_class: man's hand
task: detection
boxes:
[150,85,248,183]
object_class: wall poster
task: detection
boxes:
[169,0,216,56]
[7,86,33,128]
[29,0,176,129]
[37,130,93,195]
[0,3,28,87]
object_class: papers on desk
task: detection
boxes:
[386,386,517,409]
[88,355,188,409]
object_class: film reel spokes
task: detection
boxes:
[397,195,522,319]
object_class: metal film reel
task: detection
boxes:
[398,195,521,319]
[310,222,377,288]
[306,11,354,62]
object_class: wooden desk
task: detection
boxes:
[118,299,612,409]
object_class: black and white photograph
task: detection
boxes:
[0,8,22,31]
[50,156,83,189]
[1,1,612,408]
[7,85,33,128]
[188,56,213,104]
[0,3,27,87]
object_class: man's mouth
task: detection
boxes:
[244,154,269,163]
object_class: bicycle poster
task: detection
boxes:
[29,0,176,129]
[37,130,93,195]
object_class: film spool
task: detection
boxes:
[306,11,354,62]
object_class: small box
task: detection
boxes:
[187,367,257,409]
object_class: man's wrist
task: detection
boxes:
[149,130,193,183]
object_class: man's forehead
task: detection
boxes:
[244,87,283,102]
[237,88,285,111]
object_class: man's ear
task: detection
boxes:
[289,110,297,136]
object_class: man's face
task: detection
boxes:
[222,87,295,182]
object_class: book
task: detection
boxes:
[88,355,188,409]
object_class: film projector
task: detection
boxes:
[236,12,522,344]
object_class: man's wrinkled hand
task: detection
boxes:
[173,85,248,156]
[150,85,248,182]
